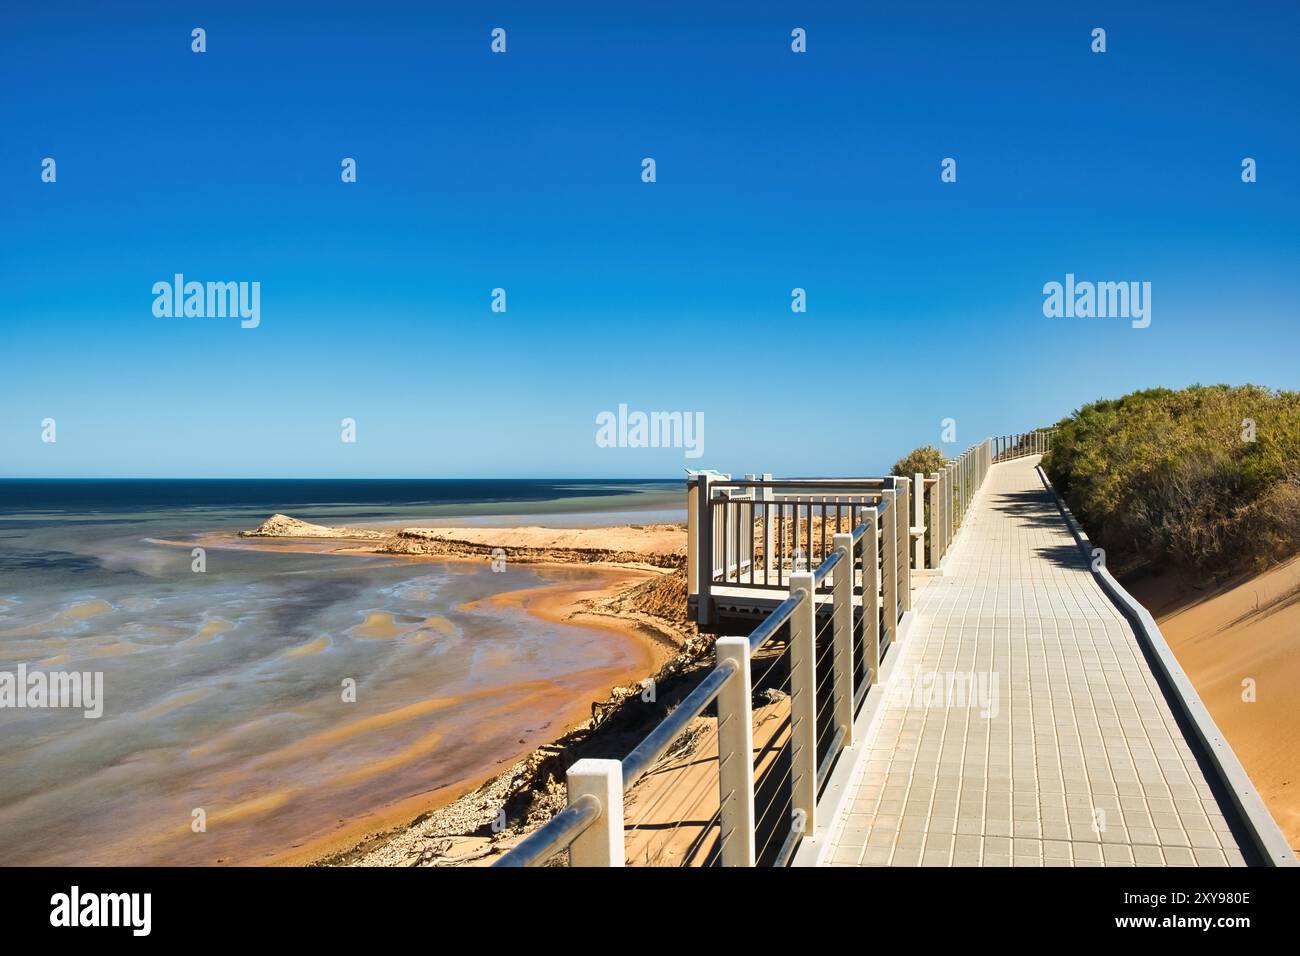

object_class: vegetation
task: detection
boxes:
[1043,385,1300,579]
[892,445,947,478]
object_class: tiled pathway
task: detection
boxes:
[822,456,1245,867]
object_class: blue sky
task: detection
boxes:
[2,1,1297,478]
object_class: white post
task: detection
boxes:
[788,572,817,838]
[831,533,855,746]
[696,474,720,625]
[896,479,912,611]
[927,474,940,569]
[566,759,624,867]
[946,465,954,544]
[715,636,755,866]
[687,476,700,602]
[882,490,898,646]
[913,471,926,570]
[762,472,774,581]
[864,509,880,683]
[742,476,758,580]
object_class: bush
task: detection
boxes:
[892,445,947,478]
[1043,384,1300,579]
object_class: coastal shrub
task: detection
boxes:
[1043,384,1300,579]
[892,445,947,478]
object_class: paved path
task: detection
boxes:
[821,456,1245,867]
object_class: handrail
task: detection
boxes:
[493,793,602,867]
[746,592,805,653]
[621,657,739,790]
[812,548,842,585]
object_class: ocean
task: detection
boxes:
[0,479,683,865]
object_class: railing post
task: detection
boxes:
[715,636,755,866]
[912,471,926,571]
[788,573,818,838]
[720,486,735,579]
[566,759,624,867]
[951,465,961,541]
[742,476,758,578]
[864,508,881,683]
[687,476,700,603]
[882,489,898,646]
[958,456,965,521]
[831,533,855,746]
[896,479,912,611]
[694,473,715,626]
[926,474,940,569]
[946,464,955,544]
[762,472,774,580]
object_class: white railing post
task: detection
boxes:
[951,463,961,546]
[566,759,624,867]
[864,508,881,683]
[882,489,898,646]
[831,533,855,746]
[762,472,774,579]
[720,487,734,579]
[958,456,965,520]
[897,478,912,611]
[715,636,755,866]
[926,474,940,569]
[742,476,758,578]
[788,573,818,838]
[693,474,716,626]
[913,471,926,570]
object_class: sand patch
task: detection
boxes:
[204,789,299,826]
[86,641,141,658]
[187,618,234,646]
[338,729,445,784]
[59,600,113,622]
[139,688,213,721]
[351,612,410,640]
[284,636,330,658]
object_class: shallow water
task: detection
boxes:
[0,480,683,865]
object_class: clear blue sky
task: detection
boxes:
[2,2,1297,478]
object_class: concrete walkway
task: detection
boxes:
[821,456,1246,867]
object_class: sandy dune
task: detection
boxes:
[1132,555,1300,850]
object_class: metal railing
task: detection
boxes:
[496,502,898,868]
[496,427,1051,868]
[992,427,1057,463]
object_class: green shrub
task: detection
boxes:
[892,445,947,478]
[1043,384,1300,579]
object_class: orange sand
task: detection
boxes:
[1132,554,1300,850]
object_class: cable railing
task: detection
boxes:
[992,427,1057,463]
[496,428,1050,868]
[495,503,896,868]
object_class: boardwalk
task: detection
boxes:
[820,456,1246,867]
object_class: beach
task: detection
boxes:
[0,479,690,866]
[218,513,696,865]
